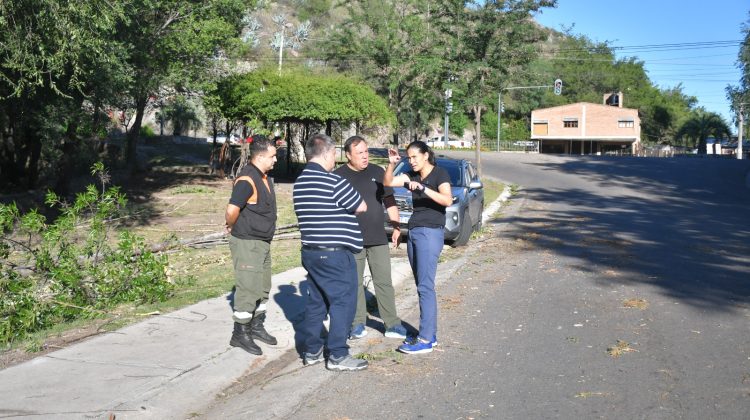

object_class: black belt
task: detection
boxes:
[302,245,347,252]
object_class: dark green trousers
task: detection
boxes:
[229,236,271,324]
[352,244,401,329]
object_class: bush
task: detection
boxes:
[140,125,156,138]
[0,163,172,345]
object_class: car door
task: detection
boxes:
[466,162,482,224]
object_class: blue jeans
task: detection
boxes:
[406,227,444,341]
[301,248,358,359]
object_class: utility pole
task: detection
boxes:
[444,89,452,148]
[496,89,503,152]
[495,80,562,152]
[278,29,284,73]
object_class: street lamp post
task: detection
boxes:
[444,89,452,148]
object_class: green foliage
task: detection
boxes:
[0,164,172,345]
[319,0,448,140]
[450,112,469,137]
[156,96,202,137]
[675,110,732,153]
[140,125,156,138]
[726,12,750,125]
[216,68,394,128]
[296,0,332,22]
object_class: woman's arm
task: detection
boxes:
[416,181,453,207]
[384,148,410,187]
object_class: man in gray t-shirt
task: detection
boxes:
[334,136,407,340]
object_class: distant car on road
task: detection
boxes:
[385,157,484,247]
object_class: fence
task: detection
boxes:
[480,139,540,153]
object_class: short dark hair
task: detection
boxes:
[249,134,274,159]
[344,135,366,153]
[305,133,335,160]
[407,140,435,165]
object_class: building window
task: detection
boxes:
[563,119,578,128]
[618,119,634,128]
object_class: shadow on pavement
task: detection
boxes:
[489,156,750,312]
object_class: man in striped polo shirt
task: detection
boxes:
[293,134,369,371]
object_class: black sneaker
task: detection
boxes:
[326,354,368,371]
[303,347,324,366]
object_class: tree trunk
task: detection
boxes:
[126,96,148,173]
[54,113,81,197]
[325,120,332,136]
[26,134,42,189]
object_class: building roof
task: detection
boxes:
[531,102,639,114]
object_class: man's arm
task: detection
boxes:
[355,199,368,215]
[225,204,241,234]
[384,196,401,247]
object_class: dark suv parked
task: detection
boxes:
[385,157,484,247]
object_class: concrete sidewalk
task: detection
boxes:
[0,185,510,420]
[0,258,416,419]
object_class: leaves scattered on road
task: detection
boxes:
[623,298,649,310]
[607,340,638,357]
[574,391,611,398]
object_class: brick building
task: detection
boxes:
[530,92,641,155]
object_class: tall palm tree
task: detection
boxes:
[675,110,731,154]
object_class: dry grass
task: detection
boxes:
[574,391,611,398]
[623,298,649,310]
[607,340,638,357]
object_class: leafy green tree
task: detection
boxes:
[453,0,555,173]
[318,0,447,144]
[118,0,249,172]
[726,11,750,129]
[675,110,731,154]
[218,69,394,128]
[0,0,129,191]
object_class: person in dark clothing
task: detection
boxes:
[334,136,407,340]
[225,134,279,355]
[383,140,452,354]
[293,133,369,371]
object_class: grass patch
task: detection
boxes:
[355,349,403,362]
[482,178,505,209]
[170,185,215,195]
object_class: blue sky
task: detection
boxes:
[534,0,748,129]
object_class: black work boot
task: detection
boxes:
[230,322,262,355]
[250,311,277,345]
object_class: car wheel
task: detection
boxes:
[451,212,472,247]
[473,201,484,231]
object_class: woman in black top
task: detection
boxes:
[384,141,452,354]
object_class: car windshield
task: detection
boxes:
[394,159,463,186]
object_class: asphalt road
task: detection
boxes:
[202,153,750,419]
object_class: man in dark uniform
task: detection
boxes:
[225,135,278,355]
[334,136,407,340]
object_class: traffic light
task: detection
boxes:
[446,101,453,113]
[500,101,505,113]
[554,79,563,96]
